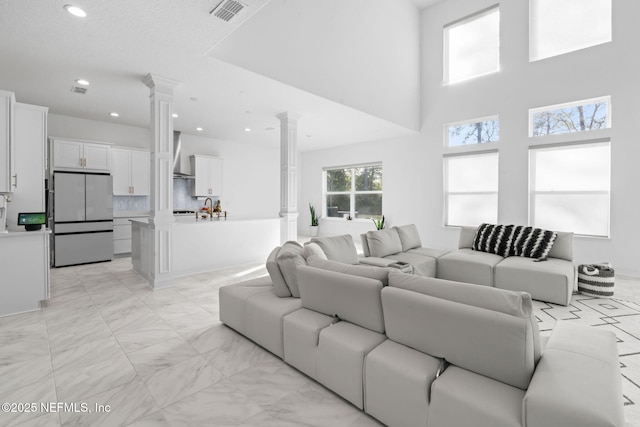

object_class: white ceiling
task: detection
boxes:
[0,0,441,152]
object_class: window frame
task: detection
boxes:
[528,96,611,138]
[443,5,501,85]
[445,115,500,147]
[528,139,611,238]
[322,162,383,222]
[443,149,499,227]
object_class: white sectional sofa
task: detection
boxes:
[357,224,576,306]
[219,249,624,427]
[437,224,576,306]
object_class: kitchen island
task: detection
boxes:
[0,229,51,317]
[131,216,280,288]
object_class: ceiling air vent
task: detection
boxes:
[210,0,245,22]
[70,85,88,95]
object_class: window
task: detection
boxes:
[530,0,612,61]
[324,164,382,220]
[530,97,610,137]
[529,141,610,237]
[444,6,500,84]
[444,152,498,227]
[446,116,499,147]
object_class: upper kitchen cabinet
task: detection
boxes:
[0,90,16,193]
[51,138,111,172]
[8,103,48,231]
[112,147,150,195]
[191,155,223,197]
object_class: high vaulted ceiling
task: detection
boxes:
[0,0,441,151]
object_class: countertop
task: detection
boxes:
[0,228,51,238]
[114,210,151,218]
[130,216,279,225]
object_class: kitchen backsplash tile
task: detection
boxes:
[113,196,149,211]
[113,179,215,212]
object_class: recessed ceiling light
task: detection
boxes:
[109,112,119,117]
[172,113,179,118]
[64,5,87,18]
[244,128,251,132]
[196,127,203,132]
[75,79,90,86]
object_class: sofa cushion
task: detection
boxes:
[366,228,403,258]
[302,242,327,260]
[389,271,541,363]
[494,256,575,306]
[381,286,537,390]
[266,246,292,298]
[547,231,573,261]
[437,248,504,287]
[306,255,389,285]
[393,224,422,252]
[458,226,477,249]
[310,234,359,265]
[276,241,306,297]
[297,265,385,333]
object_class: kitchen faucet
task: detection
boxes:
[204,197,213,220]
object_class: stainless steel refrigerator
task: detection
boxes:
[52,171,113,267]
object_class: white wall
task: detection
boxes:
[301,0,640,275]
[212,0,421,130]
[48,114,280,219]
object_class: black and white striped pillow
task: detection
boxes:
[473,223,557,260]
[510,226,557,260]
[472,223,515,257]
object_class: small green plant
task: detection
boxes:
[309,203,319,226]
[372,215,385,230]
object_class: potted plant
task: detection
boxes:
[309,203,320,237]
[372,215,385,230]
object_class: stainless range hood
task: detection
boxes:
[173,131,194,178]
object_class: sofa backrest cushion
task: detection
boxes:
[393,224,422,252]
[458,226,477,249]
[360,233,371,257]
[302,242,328,260]
[275,241,305,297]
[366,228,403,258]
[382,286,536,390]
[310,234,359,265]
[547,231,573,261]
[297,265,385,333]
[306,255,389,286]
[389,271,541,364]
[266,246,292,297]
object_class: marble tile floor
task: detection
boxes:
[0,257,638,427]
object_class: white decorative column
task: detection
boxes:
[276,112,300,243]
[143,74,180,288]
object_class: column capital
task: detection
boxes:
[143,73,181,93]
[276,111,302,123]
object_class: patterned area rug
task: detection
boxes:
[533,293,640,425]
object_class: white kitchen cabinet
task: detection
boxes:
[113,214,149,254]
[0,90,16,193]
[7,103,47,231]
[51,138,111,172]
[112,147,150,195]
[0,230,51,317]
[191,155,222,197]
